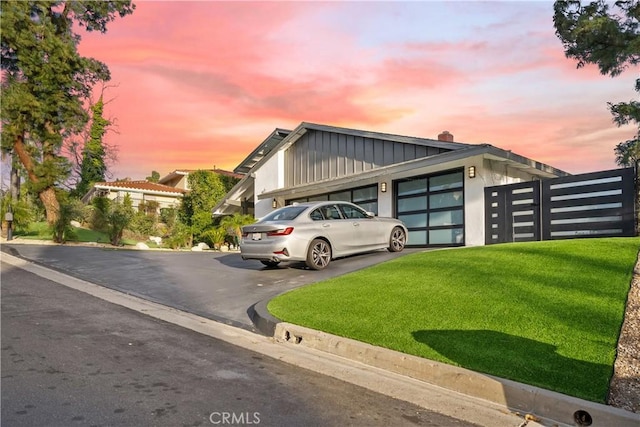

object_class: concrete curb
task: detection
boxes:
[251,298,639,427]
[247,298,281,336]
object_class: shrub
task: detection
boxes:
[51,198,84,243]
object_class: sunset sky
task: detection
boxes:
[75,0,638,181]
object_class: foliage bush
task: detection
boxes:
[51,196,84,243]
[162,220,192,249]
[89,196,110,232]
[1,191,35,233]
[129,211,157,237]
[201,226,227,249]
[106,194,134,246]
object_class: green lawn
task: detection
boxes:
[268,237,640,403]
[13,222,137,245]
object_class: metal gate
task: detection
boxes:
[485,181,541,245]
[485,168,636,244]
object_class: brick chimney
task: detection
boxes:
[437,131,454,142]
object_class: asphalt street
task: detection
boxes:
[2,260,481,427]
[1,244,420,331]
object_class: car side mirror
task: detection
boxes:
[366,211,376,218]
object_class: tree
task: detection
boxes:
[73,94,110,198]
[553,0,640,154]
[179,170,239,242]
[146,171,160,183]
[615,139,640,167]
[1,1,135,225]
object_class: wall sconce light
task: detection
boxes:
[468,166,476,179]
[272,199,277,208]
[381,182,387,193]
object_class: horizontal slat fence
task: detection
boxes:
[485,167,636,244]
[541,168,635,240]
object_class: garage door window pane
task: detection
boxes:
[398,179,427,196]
[357,201,378,215]
[408,230,427,245]
[398,196,427,213]
[429,209,463,227]
[399,213,427,228]
[429,228,464,244]
[430,172,463,191]
[429,191,463,209]
[353,186,376,202]
[329,191,351,201]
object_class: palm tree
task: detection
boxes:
[219,213,255,247]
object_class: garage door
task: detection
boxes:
[395,169,465,247]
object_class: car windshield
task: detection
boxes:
[259,205,307,222]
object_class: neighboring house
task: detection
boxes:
[159,168,244,191]
[82,168,242,214]
[81,180,187,212]
[213,122,568,248]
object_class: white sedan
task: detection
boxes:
[240,201,408,270]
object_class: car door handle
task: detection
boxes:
[322,223,330,227]
[353,222,360,227]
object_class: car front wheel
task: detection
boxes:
[388,227,406,252]
[306,239,331,270]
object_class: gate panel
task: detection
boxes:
[542,168,635,240]
[485,181,541,244]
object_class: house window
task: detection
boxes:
[396,169,464,247]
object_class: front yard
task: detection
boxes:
[268,237,640,403]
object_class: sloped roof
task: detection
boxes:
[233,128,291,174]
[93,180,187,195]
[234,122,478,175]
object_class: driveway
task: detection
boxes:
[2,243,419,332]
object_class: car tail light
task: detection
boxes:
[266,227,294,236]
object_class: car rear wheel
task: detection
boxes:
[306,239,331,270]
[388,227,406,252]
[260,260,280,268]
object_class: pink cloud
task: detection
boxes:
[72,1,636,181]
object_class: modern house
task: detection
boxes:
[213,122,569,248]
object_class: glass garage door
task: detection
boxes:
[395,169,464,247]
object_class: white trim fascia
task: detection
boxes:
[93,185,185,198]
[258,145,568,200]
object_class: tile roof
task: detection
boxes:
[94,180,187,194]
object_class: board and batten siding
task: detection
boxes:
[285,130,449,186]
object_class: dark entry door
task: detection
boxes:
[485,181,541,244]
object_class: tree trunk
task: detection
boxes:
[13,133,60,225]
[10,157,20,200]
[40,187,60,225]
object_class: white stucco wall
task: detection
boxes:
[254,150,285,219]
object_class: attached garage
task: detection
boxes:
[213,122,567,247]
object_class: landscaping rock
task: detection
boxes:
[135,242,150,250]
